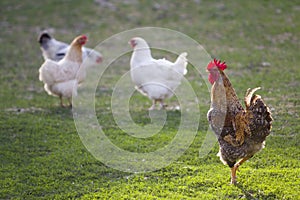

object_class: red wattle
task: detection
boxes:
[208,72,219,85]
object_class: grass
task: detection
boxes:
[1,0,300,199]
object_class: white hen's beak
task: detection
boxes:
[96,56,102,63]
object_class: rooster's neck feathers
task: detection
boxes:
[213,70,244,113]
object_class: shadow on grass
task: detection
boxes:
[236,183,259,200]
[129,109,182,126]
[236,183,277,200]
[47,106,73,116]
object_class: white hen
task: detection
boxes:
[38,31,102,65]
[39,35,87,107]
[129,37,188,110]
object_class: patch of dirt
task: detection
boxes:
[267,32,298,44]
[5,107,47,114]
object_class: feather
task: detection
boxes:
[38,31,102,65]
[244,87,261,109]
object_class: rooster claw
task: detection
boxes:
[159,104,167,110]
[230,179,237,185]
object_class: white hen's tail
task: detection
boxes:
[174,52,188,75]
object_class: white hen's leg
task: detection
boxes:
[159,100,166,110]
[59,96,65,107]
[67,98,72,108]
[149,100,156,110]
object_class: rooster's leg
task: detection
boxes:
[230,167,238,185]
[230,156,252,185]
[235,156,251,169]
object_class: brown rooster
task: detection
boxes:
[207,59,273,184]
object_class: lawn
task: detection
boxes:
[0,0,299,199]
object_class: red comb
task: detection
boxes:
[207,59,227,71]
[81,35,87,40]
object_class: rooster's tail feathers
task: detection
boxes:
[246,87,273,137]
[245,87,261,109]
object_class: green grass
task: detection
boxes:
[1,0,300,199]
